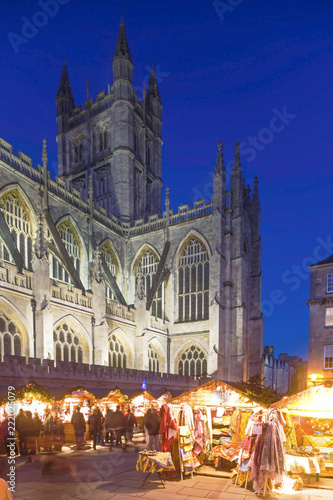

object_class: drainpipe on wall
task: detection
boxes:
[91,316,95,365]
[167,328,171,375]
[31,299,36,358]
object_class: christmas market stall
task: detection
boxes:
[129,390,158,417]
[272,384,333,477]
[0,381,55,420]
[54,386,96,444]
[157,390,174,406]
[55,386,96,422]
[97,388,128,412]
[170,379,263,477]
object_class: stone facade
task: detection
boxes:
[263,345,307,394]
[308,255,333,385]
[0,21,263,386]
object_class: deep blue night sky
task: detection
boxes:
[1,0,332,360]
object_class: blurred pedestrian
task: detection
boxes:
[32,412,42,452]
[15,409,27,455]
[71,406,86,450]
[124,407,137,443]
[53,416,65,451]
[24,411,36,460]
[114,406,125,446]
[105,408,115,445]
[88,408,102,450]
[43,408,54,452]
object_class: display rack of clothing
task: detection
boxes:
[249,407,286,495]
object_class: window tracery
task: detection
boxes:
[178,238,209,322]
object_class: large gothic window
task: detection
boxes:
[136,250,164,319]
[148,343,160,373]
[101,242,117,302]
[0,312,23,360]
[50,221,81,284]
[178,238,209,322]
[178,345,207,377]
[0,192,34,270]
[108,334,127,368]
[53,323,84,364]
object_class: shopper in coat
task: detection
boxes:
[88,408,102,450]
[114,406,125,446]
[124,407,137,443]
[144,408,160,451]
[105,409,115,444]
[71,406,86,450]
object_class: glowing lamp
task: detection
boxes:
[310,373,317,383]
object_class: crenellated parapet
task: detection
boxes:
[0,355,202,393]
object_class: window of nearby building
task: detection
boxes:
[327,274,333,293]
[53,323,84,364]
[148,343,160,373]
[178,345,207,377]
[324,345,333,369]
[136,250,164,319]
[108,334,127,368]
[0,193,33,270]
[325,308,333,326]
[178,238,209,322]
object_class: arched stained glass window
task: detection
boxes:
[53,323,85,364]
[136,250,164,319]
[100,242,117,302]
[0,193,34,269]
[178,238,209,322]
[178,345,207,377]
[51,221,81,285]
[148,343,160,373]
[0,311,24,360]
[108,334,127,368]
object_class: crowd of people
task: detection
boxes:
[0,405,140,456]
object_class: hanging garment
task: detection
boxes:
[193,410,206,457]
[159,404,178,452]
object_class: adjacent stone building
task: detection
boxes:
[0,21,263,387]
[263,345,307,394]
[308,255,333,385]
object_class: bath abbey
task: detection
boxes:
[0,21,263,387]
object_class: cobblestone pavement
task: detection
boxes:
[4,444,333,500]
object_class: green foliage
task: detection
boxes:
[234,374,282,406]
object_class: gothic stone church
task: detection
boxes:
[0,21,263,384]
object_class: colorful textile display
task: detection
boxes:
[210,442,241,464]
[193,409,209,457]
[178,425,198,474]
[136,452,176,473]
